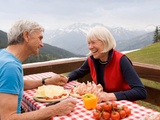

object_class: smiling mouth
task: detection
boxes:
[92,50,98,54]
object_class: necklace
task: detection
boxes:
[99,60,108,64]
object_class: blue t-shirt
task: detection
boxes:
[0,49,24,113]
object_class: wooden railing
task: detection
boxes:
[22,57,160,106]
[132,62,160,106]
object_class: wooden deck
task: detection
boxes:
[22,57,160,106]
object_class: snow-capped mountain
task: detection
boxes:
[43,23,153,55]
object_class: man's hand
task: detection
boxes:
[51,98,77,116]
[46,74,68,86]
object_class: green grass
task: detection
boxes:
[125,42,160,112]
[141,79,160,89]
[126,42,160,65]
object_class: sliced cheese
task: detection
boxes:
[35,85,66,98]
[35,85,46,97]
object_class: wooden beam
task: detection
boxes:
[23,57,86,75]
[133,62,160,82]
[142,86,160,106]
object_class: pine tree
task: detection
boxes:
[153,26,160,43]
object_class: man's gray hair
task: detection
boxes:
[7,20,44,45]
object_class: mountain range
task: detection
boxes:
[43,23,154,55]
[0,30,83,63]
[1,23,154,60]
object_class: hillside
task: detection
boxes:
[117,32,154,51]
[40,43,83,58]
[126,42,160,65]
[0,30,8,48]
[0,30,83,64]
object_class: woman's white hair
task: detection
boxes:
[87,25,116,56]
[7,19,44,45]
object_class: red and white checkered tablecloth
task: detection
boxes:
[22,72,159,120]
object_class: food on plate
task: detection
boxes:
[93,102,132,120]
[70,81,103,98]
[33,85,69,102]
[82,93,98,110]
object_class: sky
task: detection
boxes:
[0,0,160,32]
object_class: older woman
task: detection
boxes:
[67,26,147,102]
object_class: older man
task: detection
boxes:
[0,20,77,120]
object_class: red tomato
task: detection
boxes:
[102,111,110,120]
[70,88,74,93]
[93,110,101,120]
[111,111,120,120]
[122,105,128,109]
[45,97,53,100]
[119,109,127,119]
[58,95,62,98]
[102,102,112,112]
[95,105,103,112]
[53,96,58,99]
[79,93,84,96]
[124,108,131,117]
[63,93,67,96]
[111,102,118,110]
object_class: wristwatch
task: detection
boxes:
[42,77,51,85]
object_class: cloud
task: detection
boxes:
[0,0,159,32]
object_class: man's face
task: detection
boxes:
[27,30,44,55]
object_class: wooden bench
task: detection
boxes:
[22,57,160,106]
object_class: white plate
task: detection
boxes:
[33,90,69,103]
[69,92,83,98]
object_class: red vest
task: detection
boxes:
[88,50,131,92]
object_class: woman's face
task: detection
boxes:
[88,37,107,60]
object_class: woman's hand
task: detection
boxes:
[97,92,117,102]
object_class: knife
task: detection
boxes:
[46,101,60,107]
